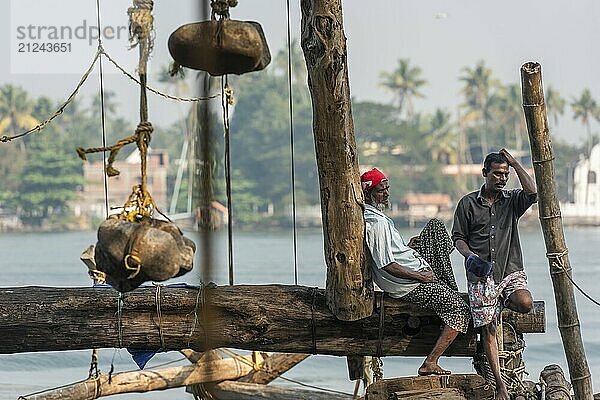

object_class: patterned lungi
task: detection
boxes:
[468,270,528,328]
[402,219,470,334]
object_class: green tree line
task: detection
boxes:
[0,51,595,228]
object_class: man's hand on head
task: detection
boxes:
[499,148,517,166]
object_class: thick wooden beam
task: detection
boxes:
[300,0,373,321]
[237,353,309,384]
[366,375,494,400]
[207,381,352,399]
[521,62,593,400]
[0,285,543,356]
[22,355,255,400]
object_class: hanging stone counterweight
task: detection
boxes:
[94,218,196,292]
[168,20,271,76]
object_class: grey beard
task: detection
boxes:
[366,192,388,211]
[375,202,388,212]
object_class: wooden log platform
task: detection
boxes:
[366,374,495,400]
[197,381,353,400]
[0,285,543,356]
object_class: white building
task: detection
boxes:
[561,144,600,223]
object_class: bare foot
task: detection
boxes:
[495,384,510,400]
[417,361,451,376]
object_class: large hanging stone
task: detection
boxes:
[94,217,195,292]
[168,20,271,76]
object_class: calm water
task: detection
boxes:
[1,226,599,399]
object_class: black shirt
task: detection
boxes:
[452,187,537,283]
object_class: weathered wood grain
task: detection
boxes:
[300,0,373,321]
[366,374,494,400]
[0,285,542,356]
[208,380,353,399]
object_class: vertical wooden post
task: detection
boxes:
[300,0,373,321]
[520,62,593,400]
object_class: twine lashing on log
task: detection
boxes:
[376,291,385,357]
[311,287,318,354]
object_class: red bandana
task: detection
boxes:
[360,168,387,191]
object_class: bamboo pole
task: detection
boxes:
[21,355,255,400]
[520,61,593,400]
[300,0,373,321]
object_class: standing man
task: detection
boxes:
[361,168,470,376]
[452,149,537,400]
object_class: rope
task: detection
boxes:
[376,291,385,357]
[311,287,318,354]
[88,349,100,379]
[222,76,234,286]
[219,348,354,397]
[210,0,238,20]
[0,48,101,143]
[116,292,125,348]
[0,48,219,144]
[187,282,204,347]
[547,249,600,307]
[532,156,555,165]
[102,51,220,102]
[473,321,538,399]
[370,356,383,382]
[522,102,545,107]
[154,283,166,349]
[127,0,154,75]
[77,122,156,221]
[286,0,299,285]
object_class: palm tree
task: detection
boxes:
[425,108,458,165]
[546,86,565,127]
[571,88,597,157]
[379,58,427,118]
[497,84,526,157]
[0,85,39,149]
[459,61,500,158]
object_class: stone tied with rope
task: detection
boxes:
[168,0,270,76]
[95,217,196,292]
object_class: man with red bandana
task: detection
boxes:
[452,148,537,400]
[361,167,470,376]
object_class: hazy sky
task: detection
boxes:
[3,1,600,145]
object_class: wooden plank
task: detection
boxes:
[366,374,494,400]
[207,380,352,399]
[0,285,542,356]
[394,388,465,399]
[300,0,373,321]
